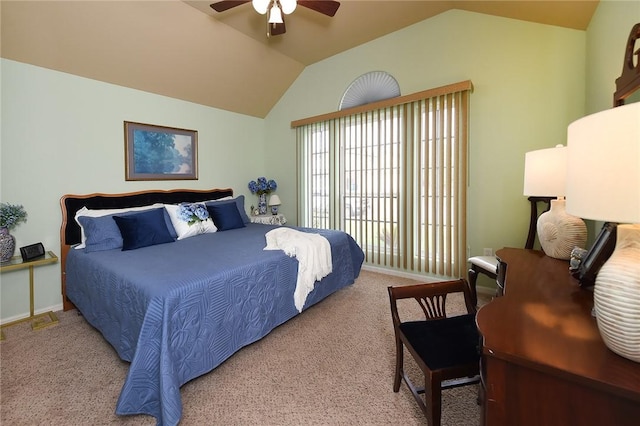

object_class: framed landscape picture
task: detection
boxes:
[124,121,198,181]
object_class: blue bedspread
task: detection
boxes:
[65,224,364,425]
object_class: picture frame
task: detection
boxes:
[124,121,198,181]
[572,222,617,287]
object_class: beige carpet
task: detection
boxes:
[1,270,484,425]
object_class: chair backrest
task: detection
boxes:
[388,279,476,327]
[496,259,508,297]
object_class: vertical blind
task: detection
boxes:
[293,80,472,278]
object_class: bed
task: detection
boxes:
[59,188,364,426]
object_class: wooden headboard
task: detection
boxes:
[59,187,233,311]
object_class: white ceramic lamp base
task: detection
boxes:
[537,199,587,260]
[594,224,640,363]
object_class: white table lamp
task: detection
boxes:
[523,144,587,259]
[268,194,281,215]
[566,102,640,362]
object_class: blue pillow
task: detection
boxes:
[207,202,246,231]
[113,208,175,251]
[162,208,178,239]
[78,208,176,252]
[77,214,125,253]
[206,195,251,224]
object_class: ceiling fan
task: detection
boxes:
[210,0,340,37]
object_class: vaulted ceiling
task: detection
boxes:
[1,1,599,118]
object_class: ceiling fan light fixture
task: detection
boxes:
[280,0,297,14]
[268,4,283,24]
[211,0,340,38]
[252,0,270,15]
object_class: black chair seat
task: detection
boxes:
[399,314,480,371]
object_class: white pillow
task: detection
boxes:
[74,203,165,249]
[164,203,217,240]
[204,196,233,203]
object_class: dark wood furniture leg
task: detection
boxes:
[468,263,494,306]
[525,196,554,250]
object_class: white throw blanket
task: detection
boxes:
[264,227,333,312]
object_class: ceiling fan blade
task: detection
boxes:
[268,18,286,37]
[210,1,251,13]
[298,1,340,17]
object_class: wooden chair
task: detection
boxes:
[387,279,480,426]
[467,256,497,300]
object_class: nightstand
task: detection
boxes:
[250,214,287,225]
[0,250,59,339]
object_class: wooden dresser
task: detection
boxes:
[476,248,640,425]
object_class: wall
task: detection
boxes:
[265,9,586,288]
[586,0,640,113]
[0,59,265,322]
[580,1,640,249]
[2,3,637,320]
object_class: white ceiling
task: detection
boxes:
[1,0,599,118]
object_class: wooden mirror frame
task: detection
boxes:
[614,23,640,106]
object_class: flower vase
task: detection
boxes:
[0,227,16,262]
[258,194,267,215]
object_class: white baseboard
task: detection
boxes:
[361,264,496,296]
[1,303,64,326]
[476,285,496,296]
[362,264,443,282]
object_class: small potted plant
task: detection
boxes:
[0,202,28,262]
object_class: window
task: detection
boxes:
[293,81,471,278]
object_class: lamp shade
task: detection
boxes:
[523,144,567,197]
[269,194,281,206]
[280,0,297,14]
[566,102,640,223]
[252,0,270,14]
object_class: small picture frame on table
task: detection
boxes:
[572,222,617,287]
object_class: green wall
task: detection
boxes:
[586,0,640,113]
[265,9,588,289]
[580,0,640,248]
[265,3,639,289]
[0,60,265,321]
[2,2,638,322]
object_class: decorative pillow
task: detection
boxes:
[77,214,125,253]
[164,203,217,240]
[207,202,246,231]
[204,196,233,203]
[205,195,251,224]
[74,203,176,248]
[113,208,175,251]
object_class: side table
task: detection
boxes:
[250,214,287,225]
[0,250,59,340]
